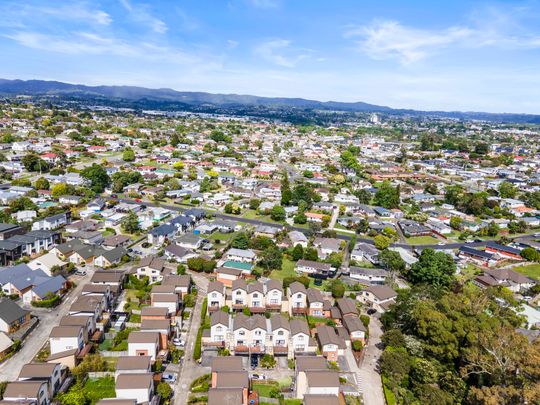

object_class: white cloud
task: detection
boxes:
[253,39,308,68]
[119,0,167,34]
[345,20,472,65]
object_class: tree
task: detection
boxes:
[260,354,276,369]
[157,382,173,400]
[381,329,406,348]
[521,247,540,262]
[81,164,110,193]
[35,177,50,190]
[270,205,286,221]
[374,234,391,250]
[122,147,135,162]
[328,279,345,298]
[231,232,249,249]
[249,199,261,210]
[498,181,517,198]
[474,142,489,155]
[374,181,400,209]
[304,247,318,261]
[170,133,179,147]
[408,248,456,288]
[121,211,140,233]
[352,340,364,351]
[355,188,371,204]
[280,173,293,206]
[258,246,283,270]
[22,154,49,172]
[449,216,463,230]
[51,183,69,198]
[379,249,406,274]
[486,221,500,237]
[58,385,88,405]
[291,244,304,261]
[293,211,307,224]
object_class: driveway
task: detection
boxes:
[357,316,385,405]
[0,270,93,381]
[173,272,211,405]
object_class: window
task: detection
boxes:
[236,291,242,295]
[239,331,245,336]
[255,330,261,336]
[216,326,222,332]
[211,293,217,298]
[253,293,258,298]
[277,330,284,335]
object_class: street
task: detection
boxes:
[357,316,385,405]
[0,271,93,381]
[173,272,210,405]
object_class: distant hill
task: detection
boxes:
[0,78,539,123]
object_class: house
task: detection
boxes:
[215,266,243,287]
[140,319,170,349]
[485,242,523,260]
[224,248,257,263]
[206,311,230,348]
[458,246,495,267]
[28,251,68,276]
[162,274,191,298]
[2,381,50,405]
[150,287,179,315]
[115,356,152,379]
[59,195,82,205]
[60,315,96,340]
[398,220,432,237]
[290,319,317,354]
[0,223,25,240]
[0,298,30,333]
[270,314,290,355]
[351,243,379,264]
[94,247,127,268]
[147,223,176,245]
[254,225,280,238]
[348,266,387,284]
[127,331,160,361]
[22,275,67,305]
[18,362,64,397]
[176,234,206,250]
[164,244,197,263]
[295,356,338,399]
[474,268,535,293]
[312,238,342,259]
[115,373,154,404]
[232,314,268,354]
[32,212,71,231]
[342,315,367,343]
[288,282,307,315]
[103,235,131,250]
[88,198,106,212]
[357,285,397,313]
[140,306,169,321]
[307,288,325,317]
[49,326,86,355]
[133,257,166,284]
[0,332,14,358]
[207,281,227,312]
[336,298,358,317]
[289,231,309,248]
[296,260,332,277]
[315,325,346,361]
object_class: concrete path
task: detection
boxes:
[357,316,385,405]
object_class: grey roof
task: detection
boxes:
[32,275,66,299]
[288,281,306,295]
[0,298,28,324]
[307,288,323,303]
[247,281,264,294]
[316,325,346,349]
[99,247,126,262]
[342,315,367,333]
[305,370,340,387]
[295,356,327,371]
[211,356,243,372]
[164,244,190,258]
[233,313,267,331]
[115,373,153,390]
[270,314,289,331]
[290,319,310,335]
[231,279,247,291]
[336,298,358,316]
[208,388,243,405]
[208,281,225,294]
[365,285,397,301]
[116,356,152,371]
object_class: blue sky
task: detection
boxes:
[2,1,540,113]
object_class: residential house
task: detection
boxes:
[127,331,160,361]
[357,285,397,313]
[115,373,154,404]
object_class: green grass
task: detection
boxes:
[98,339,113,351]
[514,263,540,280]
[269,257,297,281]
[382,377,397,405]
[83,377,116,404]
[405,235,440,245]
[209,232,236,243]
[458,264,482,282]
[253,382,279,397]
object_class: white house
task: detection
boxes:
[115,373,154,404]
[49,326,85,355]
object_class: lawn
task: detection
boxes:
[253,382,279,397]
[405,235,440,245]
[514,263,540,280]
[458,264,482,282]
[83,377,116,404]
[209,232,236,242]
[269,258,297,281]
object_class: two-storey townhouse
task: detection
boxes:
[288,282,307,315]
[307,288,324,317]
[232,314,268,354]
[269,314,289,356]
[49,326,86,356]
[290,319,317,356]
[205,310,230,348]
[247,281,265,313]
[231,279,248,310]
[127,331,160,361]
[17,363,64,398]
[265,280,283,311]
[207,281,226,313]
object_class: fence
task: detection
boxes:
[259,397,279,404]
[100,350,128,357]
[88,371,115,378]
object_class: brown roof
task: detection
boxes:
[96,400,137,405]
[70,295,102,312]
[208,281,225,294]
[336,298,358,316]
[91,270,125,284]
[49,326,82,338]
[233,313,267,331]
[140,319,170,331]
[342,315,366,334]
[82,284,111,294]
[210,311,230,327]
[316,325,346,349]
[116,356,152,371]
[151,285,176,294]
[103,234,131,247]
[18,363,58,379]
[365,285,397,301]
[305,370,340,387]
[290,319,310,336]
[232,279,247,291]
[295,356,327,372]
[115,373,153,389]
[3,381,46,399]
[288,281,307,295]
[211,356,243,372]
[162,274,191,288]
[247,281,264,294]
[59,315,92,327]
[215,371,249,389]
[46,348,78,361]
[270,314,289,331]
[207,388,243,405]
[141,306,169,317]
[307,288,323,303]
[127,331,159,344]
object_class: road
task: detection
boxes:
[0,271,93,381]
[357,316,385,405]
[110,197,497,250]
[173,272,210,405]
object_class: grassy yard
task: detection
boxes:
[514,263,540,280]
[269,258,297,281]
[242,209,283,225]
[83,377,116,404]
[405,235,440,245]
[253,382,279,397]
[458,264,482,282]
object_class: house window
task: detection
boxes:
[253,293,258,298]
[239,331,245,336]
[277,330,284,335]
[236,291,242,295]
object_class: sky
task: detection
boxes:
[1,0,540,113]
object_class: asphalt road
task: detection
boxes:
[111,197,492,250]
[0,271,93,381]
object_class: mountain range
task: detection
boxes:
[0,78,539,123]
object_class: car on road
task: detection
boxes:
[437,242,445,246]
[135,198,142,202]
[111,194,118,198]
[465,239,474,243]
[75,270,87,276]
[251,374,266,380]
[367,308,377,315]
[172,338,185,347]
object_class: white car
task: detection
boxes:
[251,374,266,380]
[172,338,185,347]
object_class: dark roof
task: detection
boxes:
[0,298,29,324]
[459,246,493,260]
[486,241,521,255]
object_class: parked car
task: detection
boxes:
[251,374,266,380]
[75,270,87,276]
[250,356,258,370]
[172,338,185,347]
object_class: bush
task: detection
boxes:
[190,373,211,393]
[193,327,203,361]
[360,315,370,328]
[260,354,276,369]
[31,293,61,308]
[352,340,364,351]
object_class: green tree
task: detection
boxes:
[521,247,540,262]
[122,147,135,162]
[374,181,400,209]
[22,154,49,172]
[408,248,456,288]
[258,246,283,270]
[304,247,318,261]
[449,216,463,230]
[498,181,517,198]
[270,205,286,221]
[157,382,173,400]
[379,249,406,274]
[374,234,391,250]
[260,354,277,369]
[35,177,50,190]
[291,244,304,261]
[231,232,249,249]
[81,164,111,193]
[121,211,140,233]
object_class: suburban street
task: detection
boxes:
[0,271,93,381]
[357,317,385,405]
[173,272,210,405]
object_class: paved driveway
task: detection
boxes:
[357,316,385,405]
[0,270,93,381]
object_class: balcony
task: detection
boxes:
[234,344,265,354]
[207,305,220,313]
[265,303,282,311]
[249,306,266,314]
[291,307,307,315]
[273,345,288,354]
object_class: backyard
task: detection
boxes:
[405,235,440,245]
[514,263,540,280]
